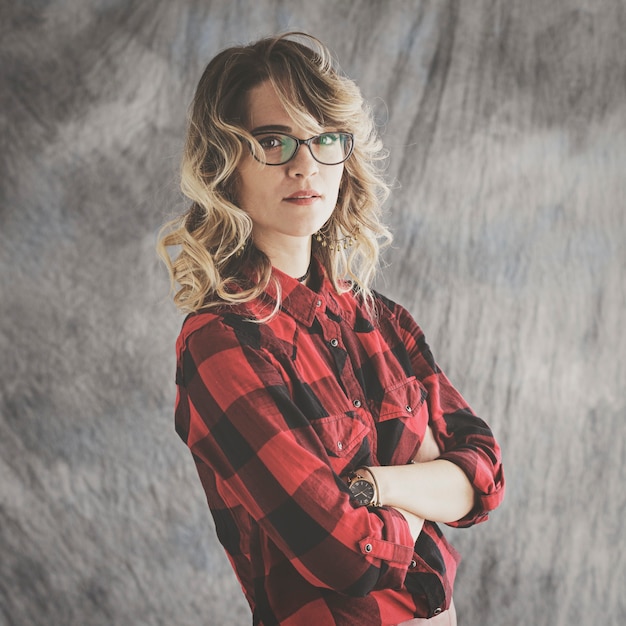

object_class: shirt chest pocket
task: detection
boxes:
[310,414,370,476]
[375,376,429,465]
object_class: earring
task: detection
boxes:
[314,228,359,251]
[234,238,248,258]
[315,230,329,248]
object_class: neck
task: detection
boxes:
[254,233,312,280]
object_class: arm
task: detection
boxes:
[175,316,416,595]
[368,459,475,524]
[365,300,505,527]
[359,425,475,525]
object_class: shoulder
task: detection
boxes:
[333,287,423,339]
[175,307,275,386]
[364,288,412,323]
[332,284,396,316]
[371,289,400,316]
[177,300,296,362]
[177,306,263,355]
[370,290,425,338]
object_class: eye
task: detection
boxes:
[256,135,285,150]
[316,133,339,146]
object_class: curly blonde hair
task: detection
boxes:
[157,32,392,317]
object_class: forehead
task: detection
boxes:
[245,82,288,126]
[244,80,321,134]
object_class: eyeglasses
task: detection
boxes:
[251,131,354,166]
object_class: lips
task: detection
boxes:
[284,189,322,200]
[283,189,322,206]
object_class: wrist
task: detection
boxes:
[348,467,382,507]
[360,467,382,507]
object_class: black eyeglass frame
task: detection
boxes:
[250,131,355,166]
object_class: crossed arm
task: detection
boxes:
[362,426,476,541]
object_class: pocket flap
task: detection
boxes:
[378,377,428,422]
[311,415,369,458]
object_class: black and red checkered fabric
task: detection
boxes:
[174,261,504,625]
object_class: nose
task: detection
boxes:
[286,143,319,178]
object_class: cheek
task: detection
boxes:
[235,161,263,210]
[326,166,345,199]
[225,170,242,205]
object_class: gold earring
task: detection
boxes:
[234,239,248,257]
[315,230,328,247]
[314,228,359,251]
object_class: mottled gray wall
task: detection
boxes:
[1,1,624,625]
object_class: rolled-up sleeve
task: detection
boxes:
[394,305,505,527]
[175,316,416,595]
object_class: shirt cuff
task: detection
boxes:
[360,507,415,589]
[440,450,505,527]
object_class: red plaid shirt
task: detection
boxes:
[174,262,504,625]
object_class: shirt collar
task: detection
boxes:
[261,258,344,327]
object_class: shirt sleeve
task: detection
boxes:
[175,314,415,595]
[393,304,505,527]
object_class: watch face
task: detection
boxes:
[350,478,375,506]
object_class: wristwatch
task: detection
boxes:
[348,468,381,507]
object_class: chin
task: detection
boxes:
[290,219,331,238]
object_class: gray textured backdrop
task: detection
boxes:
[1,1,624,625]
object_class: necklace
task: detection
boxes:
[296,263,311,283]
[296,268,310,283]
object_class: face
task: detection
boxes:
[236,81,344,258]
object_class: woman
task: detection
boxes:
[158,32,504,625]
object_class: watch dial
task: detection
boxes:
[350,479,375,506]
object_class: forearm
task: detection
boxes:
[370,460,476,524]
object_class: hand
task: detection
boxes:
[412,425,441,463]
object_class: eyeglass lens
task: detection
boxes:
[254,132,353,165]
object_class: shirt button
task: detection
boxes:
[353,399,362,408]
[315,299,322,307]
[330,338,339,347]
[337,441,343,451]
[364,543,372,552]
[409,560,417,569]
[433,608,443,615]
[405,405,412,412]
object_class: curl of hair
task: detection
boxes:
[157,32,392,320]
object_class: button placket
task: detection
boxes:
[318,297,367,425]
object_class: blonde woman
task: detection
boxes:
[159,32,504,626]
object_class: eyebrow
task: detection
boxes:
[250,125,292,135]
